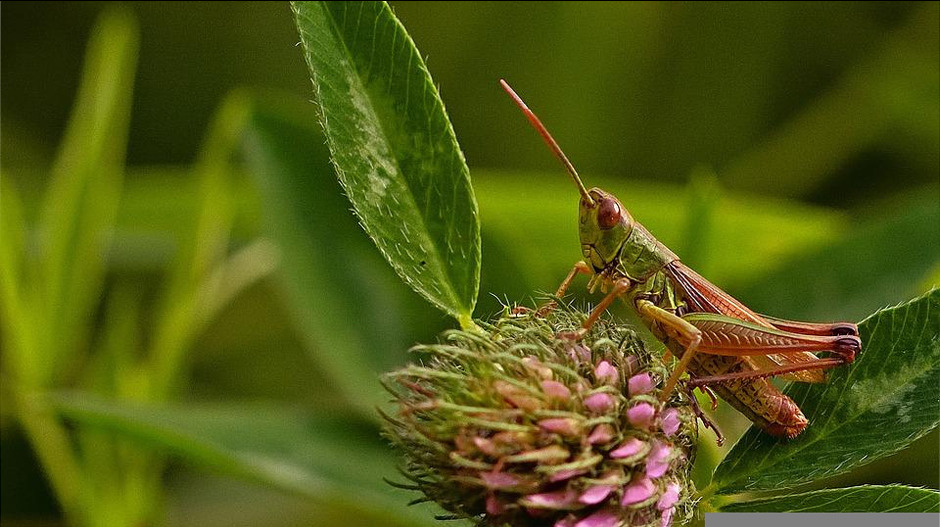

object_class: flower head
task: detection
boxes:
[383,305,696,527]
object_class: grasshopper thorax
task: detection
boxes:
[579,188,634,272]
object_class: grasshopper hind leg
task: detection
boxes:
[760,314,859,338]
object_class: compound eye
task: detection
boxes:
[597,199,622,230]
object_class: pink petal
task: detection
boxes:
[661,408,681,437]
[574,507,620,527]
[481,471,522,490]
[555,517,577,527]
[626,402,656,428]
[495,380,542,411]
[628,373,654,395]
[594,361,619,385]
[646,440,672,479]
[609,437,646,459]
[542,380,572,399]
[486,493,505,515]
[538,418,580,437]
[521,488,579,509]
[660,507,674,527]
[647,459,670,479]
[472,436,498,456]
[548,468,588,483]
[578,484,614,505]
[523,356,553,379]
[584,392,616,413]
[587,424,615,445]
[567,343,592,364]
[620,477,656,505]
[657,481,681,511]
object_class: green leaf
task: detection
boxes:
[712,289,940,494]
[53,395,450,527]
[291,1,480,324]
[720,485,940,513]
[243,96,446,416]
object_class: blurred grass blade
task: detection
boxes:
[198,239,281,325]
[53,395,449,527]
[0,176,31,377]
[83,281,143,396]
[291,1,480,325]
[244,97,445,416]
[713,288,940,494]
[736,192,940,322]
[719,485,940,513]
[149,93,251,398]
[34,8,138,385]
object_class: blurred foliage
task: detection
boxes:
[2,1,938,526]
[244,97,448,417]
[2,8,275,527]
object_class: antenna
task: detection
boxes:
[500,79,594,206]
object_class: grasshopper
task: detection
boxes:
[500,80,861,439]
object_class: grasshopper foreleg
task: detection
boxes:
[557,277,632,340]
[536,261,592,317]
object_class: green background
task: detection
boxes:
[2,2,938,525]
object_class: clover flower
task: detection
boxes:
[383,305,697,527]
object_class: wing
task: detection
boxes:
[665,261,825,383]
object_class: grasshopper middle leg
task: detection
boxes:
[634,300,703,402]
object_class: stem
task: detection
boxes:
[457,312,479,332]
[695,481,719,503]
[695,482,748,511]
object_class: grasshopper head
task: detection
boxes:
[579,188,634,272]
[499,80,635,272]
